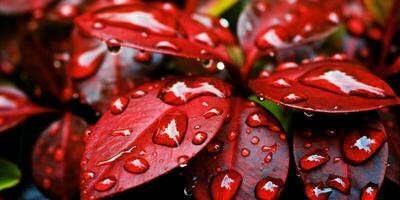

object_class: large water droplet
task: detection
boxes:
[124,157,149,174]
[153,110,188,147]
[255,177,284,200]
[305,182,332,200]
[94,177,117,192]
[203,108,223,119]
[210,169,242,200]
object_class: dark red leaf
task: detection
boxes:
[0,0,52,14]
[80,77,231,200]
[74,2,235,65]
[0,85,52,132]
[70,29,160,112]
[187,97,289,200]
[379,108,400,185]
[32,112,88,199]
[293,113,388,200]
[237,0,343,79]
[249,57,400,113]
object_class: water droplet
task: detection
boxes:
[304,142,312,148]
[111,129,132,136]
[124,157,149,174]
[276,62,299,72]
[94,177,117,192]
[251,136,260,145]
[327,12,340,24]
[360,182,378,200]
[110,96,129,115]
[42,178,51,189]
[131,90,147,98]
[256,26,289,50]
[53,148,64,162]
[97,146,136,166]
[192,132,207,145]
[210,170,242,200]
[177,155,189,167]
[333,156,341,163]
[92,22,104,29]
[303,111,314,117]
[194,31,219,47]
[159,78,229,105]
[207,140,223,154]
[346,17,365,36]
[255,177,283,200]
[258,69,272,78]
[282,93,306,104]
[326,175,350,194]
[83,171,95,180]
[262,144,277,152]
[264,152,273,163]
[305,182,332,200]
[194,125,201,129]
[106,38,122,54]
[269,78,291,88]
[342,130,386,164]
[134,51,152,63]
[241,148,250,157]
[227,130,239,141]
[153,110,188,147]
[203,108,223,119]
[299,149,330,171]
[155,41,181,51]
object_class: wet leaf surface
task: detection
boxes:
[293,113,388,200]
[80,77,231,200]
[187,97,289,200]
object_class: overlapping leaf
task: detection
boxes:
[249,57,400,113]
[0,85,52,132]
[80,77,231,199]
[187,97,289,200]
[293,113,388,200]
[74,1,235,65]
[70,29,162,112]
[32,112,88,199]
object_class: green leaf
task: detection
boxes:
[249,95,293,133]
[197,0,240,16]
[0,159,22,191]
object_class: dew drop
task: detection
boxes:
[241,148,250,157]
[264,152,273,163]
[94,177,117,192]
[282,93,306,104]
[106,38,122,54]
[153,110,188,147]
[177,155,189,167]
[110,96,129,115]
[227,130,239,141]
[210,170,242,200]
[207,140,223,154]
[131,90,147,98]
[124,157,149,174]
[251,136,260,145]
[155,41,181,51]
[192,132,207,145]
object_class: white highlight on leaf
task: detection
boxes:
[366,186,374,195]
[263,181,278,192]
[220,175,234,190]
[161,119,180,145]
[307,154,325,162]
[167,81,224,102]
[313,186,332,197]
[97,146,136,166]
[352,136,376,153]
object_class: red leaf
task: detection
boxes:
[293,113,388,200]
[80,77,231,199]
[70,29,160,112]
[187,97,289,200]
[249,57,400,113]
[379,108,400,185]
[74,2,235,65]
[237,0,343,79]
[0,85,52,132]
[0,0,52,14]
[32,113,88,199]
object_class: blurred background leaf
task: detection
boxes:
[0,159,21,191]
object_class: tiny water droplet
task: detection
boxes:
[241,148,250,157]
[192,132,207,145]
[177,155,189,167]
[106,38,122,54]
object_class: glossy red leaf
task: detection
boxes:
[0,85,52,132]
[379,108,400,185]
[249,57,400,113]
[293,113,388,199]
[237,0,343,79]
[70,29,161,112]
[187,97,289,200]
[80,77,231,199]
[74,2,235,66]
[32,113,88,199]
[0,0,52,14]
